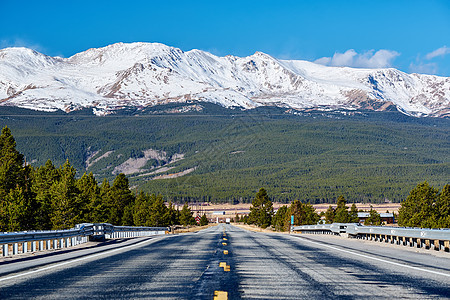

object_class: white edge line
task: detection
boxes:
[294,235,450,278]
[0,236,166,283]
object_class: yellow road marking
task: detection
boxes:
[219,262,231,271]
[222,242,227,246]
[214,290,228,300]
[223,238,227,241]
[223,250,228,255]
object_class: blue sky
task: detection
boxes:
[1,0,449,76]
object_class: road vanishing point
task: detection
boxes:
[0,224,449,299]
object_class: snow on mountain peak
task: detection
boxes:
[0,42,449,117]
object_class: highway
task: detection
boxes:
[0,224,449,299]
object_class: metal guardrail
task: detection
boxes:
[0,223,168,257]
[292,223,353,235]
[293,223,450,252]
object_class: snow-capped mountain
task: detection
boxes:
[0,42,449,117]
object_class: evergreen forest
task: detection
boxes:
[0,103,448,203]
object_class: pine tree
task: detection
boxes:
[93,178,112,223]
[50,160,80,229]
[108,173,135,225]
[334,195,350,223]
[149,194,168,226]
[32,160,60,229]
[164,201,179,225]
[122,204,135,226]
[398,181,439,228]
[364,206,382,225]
[235,214,240,223]
[349,203,359,223]
[75,172,99,224]
[0,126,36,231]
[248,188,273,228]
[436,184,450,228]
[272,205,288,231]
[133,191,149,226]
[289,200,319,226]
[324,205,335,224]
[199,214,208,226]
[0,126,25,197]
[179,202,195,226]
[0,187,27,231]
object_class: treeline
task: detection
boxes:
[243,189,376,231]
[2,106,448,204]
[245,182,450,230]
[242,187,322,231]
[0,127,197,232]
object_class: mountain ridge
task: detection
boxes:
[1,42,449,117]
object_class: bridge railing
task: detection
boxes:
[293,223,450,252]
[0,223,168,257]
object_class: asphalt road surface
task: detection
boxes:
[0,224,449,299]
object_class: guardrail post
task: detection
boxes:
[2,244,8,256]
[13,243,18,255]
[22,242,28,253]
[433,240,439,251]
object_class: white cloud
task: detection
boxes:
[0,38,45,53]
[315,49,400,69]
[409,62,438,75]
[313,56,331,65]
[425,46,450,60]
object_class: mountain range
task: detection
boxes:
[0,42,449,117]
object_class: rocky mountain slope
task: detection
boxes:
[0,42,449,117]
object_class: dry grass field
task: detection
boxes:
[189,202,401,220]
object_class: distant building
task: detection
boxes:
[357,212,395,224]
[212,211,226,215]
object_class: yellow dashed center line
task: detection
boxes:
[214,290,228,300]
[215,229,230,298]
[219,262,231,271]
